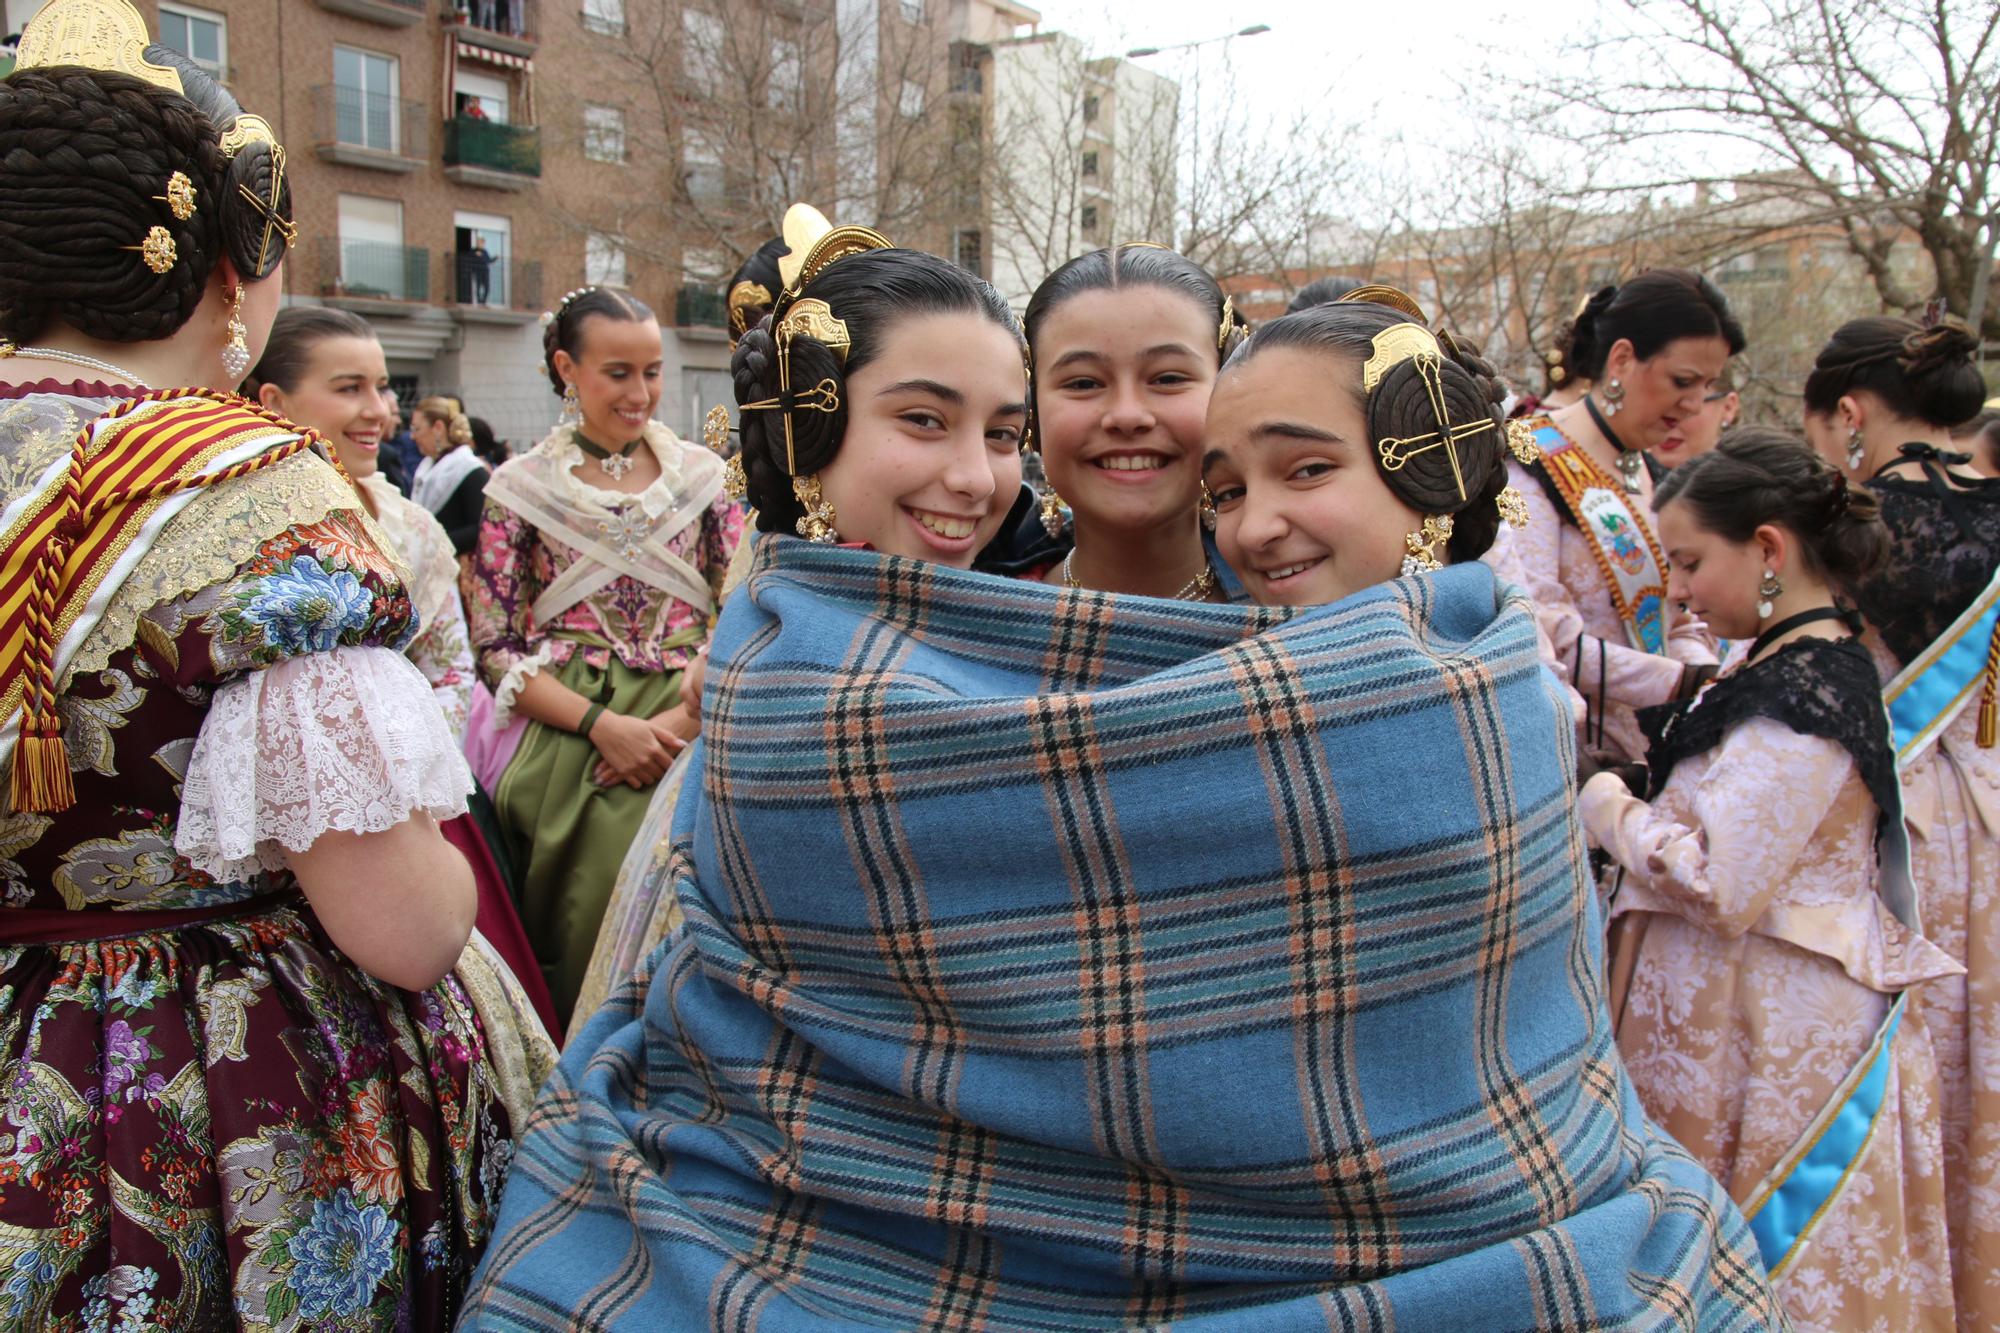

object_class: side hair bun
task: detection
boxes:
[1901,318,1979,378]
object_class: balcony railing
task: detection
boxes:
[676,284,729,330]
[443,116,542,178]
[313,0,424,24]
[445,0,538,53]
[446,250,544,311]
[321,238,432,303]
[311,85,427,165]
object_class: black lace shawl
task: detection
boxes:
[1858,445,2000,667]
[1636,636,1899,830]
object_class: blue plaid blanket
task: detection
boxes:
[462,540,1782,1330]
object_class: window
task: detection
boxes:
[582,0,626,35]
[1083,94,1099,123]
[682,131,724,204]
[1082,150,1098,178]
[952,228,982,274]
[585,232,627,286]
[337,194,409,298]
[583,104,626,162]
[334,47,400,154]
[768,36,801,110]
[158,2,225,79]
[900,0,924,20]
[454,69,510,124]
[899,79,925,119]
[1080,204,1098,234]
[683,10,724,95]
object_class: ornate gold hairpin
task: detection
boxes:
[155,171,196,221]
[1496,486,1530,529]
[728,280,772,337]
[14,0,184,93]
[235,141,297,274]
[1218,294,1236,352]
[126,225,177,273]
[703,403,732,454]
[1504,418,1542,466]
[1365,322,1498,504]
[1339,283,1431,324]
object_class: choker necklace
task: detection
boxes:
[1062,550,1218,602]
[0,342,147,388]
[574,429,642,480]
[1748,605,1852,663]
[1581,395,1645,494]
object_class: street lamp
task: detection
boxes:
[1125,25,1271,60]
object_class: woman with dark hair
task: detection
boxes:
[459,264,1785,1325]
[1804,314,2000,1324]
[468,285,742,1021]
[412,392,490,555]
[1582,428,1958,1325]
[1492,268,1746,764]
[468,414,510,468]
[1948,404,2000,477]
[1284,272,1363,312]
[1023,243,1248,598]
[0,1,532,1322]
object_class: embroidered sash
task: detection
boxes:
[1530,419,1670,654]
[0,390,310,809]
[1883,565,2000,766]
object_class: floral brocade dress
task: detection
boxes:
[0,387,517,1329]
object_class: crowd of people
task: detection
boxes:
[0,2,1997,1328]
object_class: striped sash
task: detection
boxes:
[1883,565,2000,766]
[0,390,313,810]
[1531,420,1670,654]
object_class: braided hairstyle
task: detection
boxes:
[732,247,1020,534]
[1654,426,1889,593]
[1804,315,1985,430]
[542,286,653,397]
[0,52,291,345]
[1567,269,1745,380]
[415,394,473,447]
[1232,299,1513,562]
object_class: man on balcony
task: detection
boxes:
[465,237,493,305]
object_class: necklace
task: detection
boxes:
[1062,550,1218,601]
[0,342,148,388]
[1581,395,1645,494]
[1748,605,1852,664]
[574,428,643,481]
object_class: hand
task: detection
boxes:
[587,709,674,788]
[651,701,700,749]
[1577,748,1647,796]
[682,647,709,720]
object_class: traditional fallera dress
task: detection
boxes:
[468,420,741,1022]
[1859,445,2000,1324]
[1490,416,1715,762]
[1583,634,1961,1329]
[460,542,1785,1330]
[411,442,491,558]
[359,473,560,1038]
[0,385,549,1329]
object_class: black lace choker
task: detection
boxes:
[1749,605,1851,662]
[1582,395,1645,493]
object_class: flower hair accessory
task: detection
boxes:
[541,286,600,327]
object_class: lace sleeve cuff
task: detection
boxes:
[175,645,473,882]
[489,639,559,726]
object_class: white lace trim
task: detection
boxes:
[490,639,560,726]
[175,646,473,882]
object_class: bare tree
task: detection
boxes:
[1551,0,2000,337]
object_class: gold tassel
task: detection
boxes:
[1982,621,2000,750]
[11,716,73,812]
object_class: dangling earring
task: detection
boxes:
[1845,425,1864,471]
[220,285,250,382]
[793,474,839,543]
[1039,485,1066,539]
[559,381,581,426]
[1401,514,1454,575]
[1199,483,1218,533]
[1602,377,1625,418]
[1757,568,1783,620]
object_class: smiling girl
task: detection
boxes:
[1581,428,1959,1327]
[1024,244,1244,598]
[468,287,743,1021]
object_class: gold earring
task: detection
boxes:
[220,284,250,381]
[1199,483,1218,532]
[793,473,839,543]
[1757,568,1782,619]
[1038,485,1066,539]
[1401,514,1454,575]
[560,382,581,425]
[703,403,731,454]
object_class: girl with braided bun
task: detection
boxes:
[1583,427,1959,1327]
[467,285,742,1023]
[1804,314,2000,1324]
[1491,270,1745,767]
[0,1,541,1323]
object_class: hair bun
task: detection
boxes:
[1901,318,1979,378]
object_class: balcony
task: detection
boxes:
[445,250,544,324]
[319,238,432,308]
[312,0,424,24]
[444,0,538,58]
[311,86,426,173]
[675,284,730,331]
[443,116,541,190]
